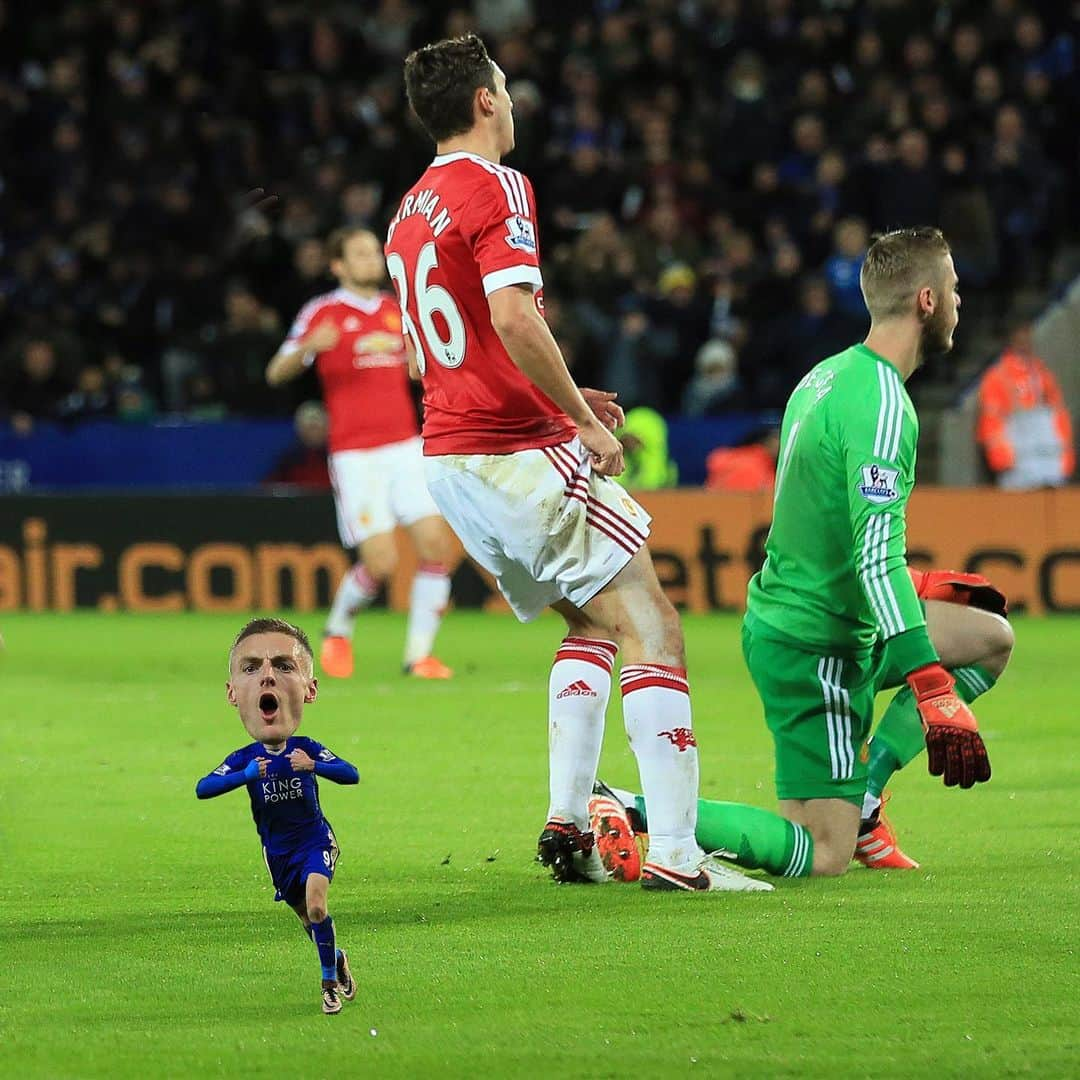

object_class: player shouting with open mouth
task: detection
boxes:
[196,619,360,1014]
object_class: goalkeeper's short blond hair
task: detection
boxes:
[859,227,951,321]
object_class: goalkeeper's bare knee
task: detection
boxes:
[809,844,852,877]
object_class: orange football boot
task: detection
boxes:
[854,796,919,869]
[320,635,354,679]
[587,790,644,882]
[406,656,453,679]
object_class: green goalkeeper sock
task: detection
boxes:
[866,663,998,805]
[633,795,813,878]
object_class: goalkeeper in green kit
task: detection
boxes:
[590,228,1011,882]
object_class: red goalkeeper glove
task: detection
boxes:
[906,663,992,789]
[908,568,1008,617]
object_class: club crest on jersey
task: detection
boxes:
[504,215,537,253]
[859,464,899,504]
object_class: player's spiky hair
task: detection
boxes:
[229,618,313,667]
[404,33,496,143]
[326,226,375,262]
[860,227,951,320]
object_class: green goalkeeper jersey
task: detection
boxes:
[746,343,937,675]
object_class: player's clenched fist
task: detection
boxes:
[304,323,340,353]
[906,664,992,789]
[288,748,316,772]
[243,757,271,779]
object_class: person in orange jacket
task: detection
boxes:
[705,425,779,492]
[976,320,1074,488]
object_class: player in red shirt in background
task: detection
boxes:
[385,34,768,892]
[266,227,455,680]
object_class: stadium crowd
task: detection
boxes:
[1,0,1077,430]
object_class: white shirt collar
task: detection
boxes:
[333,288,384,314]
[430,150,501,168]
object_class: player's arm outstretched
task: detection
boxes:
[288,740,360,784]
[195,754,268,798]
[843,367,991,789]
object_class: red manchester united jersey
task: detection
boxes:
[283,288,418,453]
[384,151,576,455]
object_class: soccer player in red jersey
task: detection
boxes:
[384,35,768,892]
[267,227,456,680]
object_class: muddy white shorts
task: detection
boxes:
[328,437,441,548]
[424,437,651,622]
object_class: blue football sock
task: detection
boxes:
[310,917,337,981]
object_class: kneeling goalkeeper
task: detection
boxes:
[593,229,1000,882]
[741,226,992,876]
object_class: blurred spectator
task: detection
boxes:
[56,365,112,422]
[976,320,1074,489]
[0,3,1075,424]
[778,113,827,190]
[939,145,998,289]
[115,366,156,423]
[266,401,332,489]
[615,406,677,491]
[681,340,744,416]
[184,372,228,421]
[339,182,381,229]
[2,337,74,434]
[705,426,780,493]
[207,283,287,416]
[753,276,865,408]
[547,137,625,240]
[651,263,712,411]
[603,300,675,412]
[876,128,940,228]
[823,218,868,319]
[629,204,702,284]
[982,104,1051,287]
[273,238,334,317]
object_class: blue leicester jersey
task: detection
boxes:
[210,737,344,857]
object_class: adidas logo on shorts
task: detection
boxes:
[556,680,597,699]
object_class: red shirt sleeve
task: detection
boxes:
[460,168,543,297]
[282,297,334,367]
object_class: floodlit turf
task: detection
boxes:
[1,610,1077,1077]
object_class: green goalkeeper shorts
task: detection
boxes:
[742,611,887,804]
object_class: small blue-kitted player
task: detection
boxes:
[196,617,360,1015]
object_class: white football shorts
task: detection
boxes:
[424,436,652,622]
[328,437,441,548]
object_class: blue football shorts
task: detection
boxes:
[263,829,339,906]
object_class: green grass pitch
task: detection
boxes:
[1,610,1077,1078]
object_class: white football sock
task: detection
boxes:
[325,563,378,638]
[620,664,701,870]
[546,637,618,831]
[861,791,882,821]
[403,562,451,665]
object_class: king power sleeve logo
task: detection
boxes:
[859,464,900,504]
